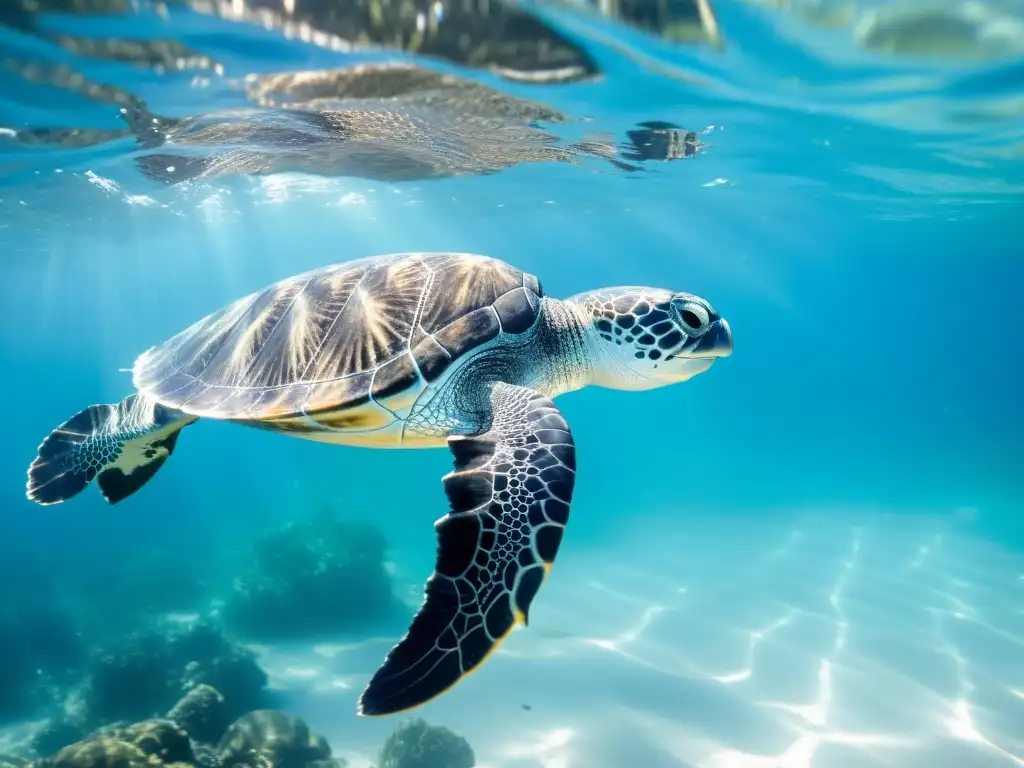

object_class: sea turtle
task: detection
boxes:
[25,252,733,715]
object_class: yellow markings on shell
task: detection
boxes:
[289,424,407,448]
[311,400,393,431]
[376,382,422,413]
[321,430,402,447]
[261,410,311,425]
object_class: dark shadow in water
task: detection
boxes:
[1,0,721,86]
[0,2,216,73]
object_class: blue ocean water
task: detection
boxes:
[0,1,1022,766]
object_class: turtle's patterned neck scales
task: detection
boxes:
[404,295,592,440]
[533,297,594,398]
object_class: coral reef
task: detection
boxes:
[7,667,476,768]
[51,736,157,768]
[223,510,395,640]
[85,621,267,726]
[165,686,227,747]
[0,513,418,768]
[42,719,196,768]
[0,538,224,730]
[35,621,266,756]
[217,711,337,768]
[97,720,193,764]
[33,710,344,768]
[378,719,475,768]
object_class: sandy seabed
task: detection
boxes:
[255,511,1024,768]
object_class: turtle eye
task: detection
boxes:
[673,300,710,335]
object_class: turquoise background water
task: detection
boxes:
[0,1,1021,766]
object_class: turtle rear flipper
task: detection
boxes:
[26,395,192,505]
[358,382,576,716]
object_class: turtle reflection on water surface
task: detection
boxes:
[119,63,700,185]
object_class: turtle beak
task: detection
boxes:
[692,318,733,358]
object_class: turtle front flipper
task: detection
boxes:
[357,382,576,716]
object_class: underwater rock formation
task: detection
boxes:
[378,719,474,768]
[50,736,160,768]
[35,621,267,755]
[102,720,194,764]
[32,720,91,762]
[216,711,338,768]
[223,510,395,640]
[44,719,194,768]
[166,686,229,747]
[34,708,343,768]
[173,627,269,721]
[87,621,267,725]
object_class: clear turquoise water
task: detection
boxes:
[0,1,1022,766]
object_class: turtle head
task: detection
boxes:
[567,287,733,391]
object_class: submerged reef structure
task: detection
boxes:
[31,709,346,768]
[378,719,475,768]
[217,710,335,768]
[34,621,267,756]
[85,621,267,726]
[223,510,395,640]
[14,703,476,768]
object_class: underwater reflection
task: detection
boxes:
[3,57,700,180]
[110,63,699,184]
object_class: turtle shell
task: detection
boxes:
[132,252,543,421]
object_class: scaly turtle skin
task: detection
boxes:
[25,251,733,716]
